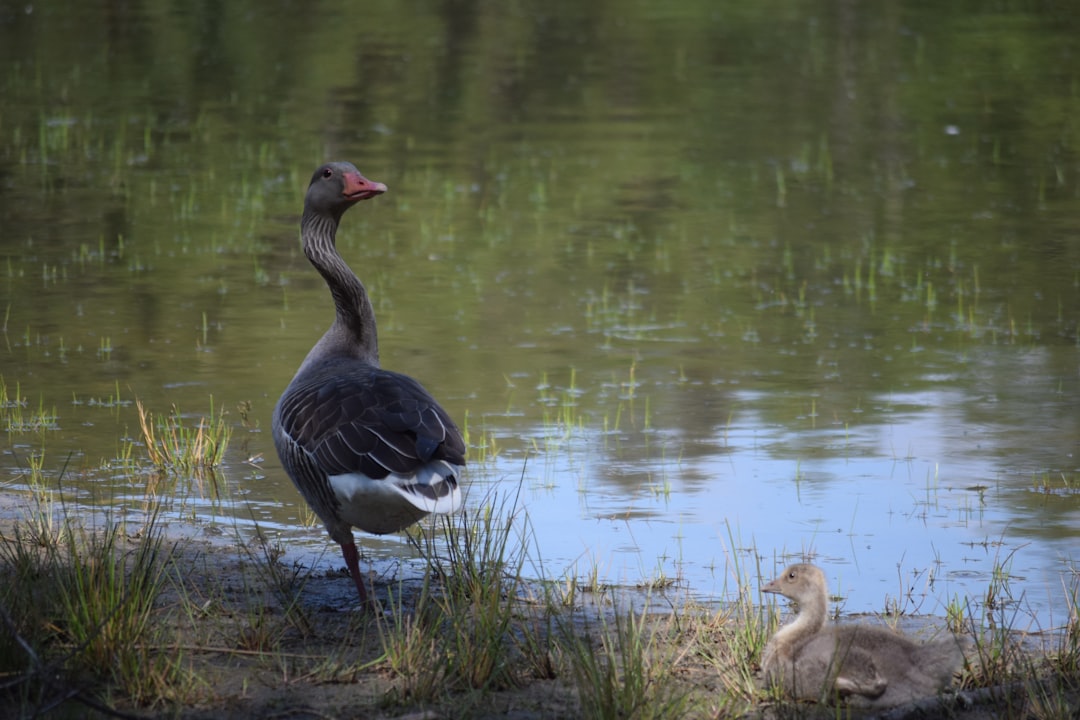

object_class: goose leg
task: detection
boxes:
[340,540,373,609]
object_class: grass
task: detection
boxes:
[137,396,232,475]
[378,581,447,704]
[0,377,59,436]
[0,495,180,711]
[381,483,540,698]
[0,476,1078,718]
[560,600,694,720]
[375,482,704,716]
[0,444,1075,720]
[706,604,774,714]
[226,527,315,653]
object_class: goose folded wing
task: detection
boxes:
[289,370,465,478]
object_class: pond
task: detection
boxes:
[1,1,1078,632]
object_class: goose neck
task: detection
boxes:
[300,210,379,362]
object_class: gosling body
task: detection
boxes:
[761,563,964,707]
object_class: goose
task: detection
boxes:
[761,563,965,707]
[272,162,465,608]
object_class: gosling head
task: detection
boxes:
[762,562,827,603]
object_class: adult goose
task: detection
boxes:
[761,563,965,707]
[272,162,465,608]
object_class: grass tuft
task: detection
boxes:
[0,496,182,711]
[559,599,693,720]
[137,396,232,476]
[381,484,542,698]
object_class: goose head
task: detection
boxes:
[304,161,387,222]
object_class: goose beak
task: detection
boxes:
[762,578,780,594]
[343,171,387,201]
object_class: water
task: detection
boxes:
[1,2,1078,630]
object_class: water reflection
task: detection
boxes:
[0,1,1077,632]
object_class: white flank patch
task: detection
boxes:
[328,461,463,535]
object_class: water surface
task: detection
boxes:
[1,1,1078,630]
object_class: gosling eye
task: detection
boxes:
[788,571,797,580]
[322,167,333,179]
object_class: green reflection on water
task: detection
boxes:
[0,1,1077,624]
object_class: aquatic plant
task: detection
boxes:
[137,396,232,474]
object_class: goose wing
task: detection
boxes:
[278,362,466,481]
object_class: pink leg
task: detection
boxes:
[340,540,373,609]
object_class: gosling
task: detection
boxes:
[761,563,965,707]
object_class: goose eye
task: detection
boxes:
[322,167,333,179]
[788,571,796,580]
